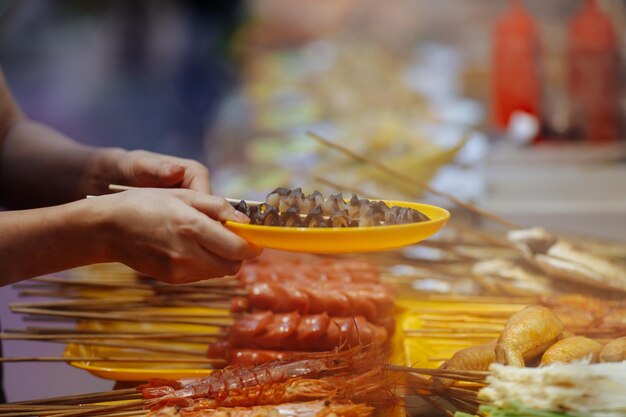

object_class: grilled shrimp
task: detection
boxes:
[495,305,564,367]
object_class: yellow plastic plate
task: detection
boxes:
[396,298,527,368]
[65,307,229,381]
[224,201,450,254]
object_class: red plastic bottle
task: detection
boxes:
[568,0,621,144]
[491,0,543,140]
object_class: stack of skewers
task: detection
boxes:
[5,251,396,369]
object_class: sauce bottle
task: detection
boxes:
[568,0,621,144]
[491,0,543,141]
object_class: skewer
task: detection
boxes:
[109,184,263,206]
[0,356,223,364]
[8,388,140,405]
[403,331,498,339]
[47,400,144,417]
[0,332,221,341]
[307,131,519,229]
[11,307,233,326]
[387,365,489,380]
[30,277,244,294]
[420,395,455,417]
[27,338,207,356]
[11,297,232,310]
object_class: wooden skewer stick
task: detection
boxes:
[387,364,489,379]
[0,332,221,341]
[108,184,264,206]
[30,277,244,295]
[420,395,455,417]
[47,400,144,417]
[0,356,223,364]
[307,131,520,229]
[403,332,498,339]
[9,388,140,406]
[11,307,233,327]
[29,338,207,356]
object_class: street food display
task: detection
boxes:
[0,345,396,417]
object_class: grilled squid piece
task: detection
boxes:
[539,336,602,366]
[290,188,305,209]
[255,205,280,226]
[301,191,324,215]
[245,204,260,220]
[495,305,564,367]
[385,206,401,225]
[266,187,290,208]
[334,193,348,211]
[369,202,387,223]
[348,194,361,220]
[320,194,341,216]
[304,206,326,228]
[329,209,350,228]
[400,207,430,223]
[281,207,302,227]
[599,337,626,363]
[359,207,379,227]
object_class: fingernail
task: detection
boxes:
[233,210,250,223]
[162,162,184,175]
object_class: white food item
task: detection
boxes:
[479,360,626,417]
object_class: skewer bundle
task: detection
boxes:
[0,345,395,417]
[7,252,396,368]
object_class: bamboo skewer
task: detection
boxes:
[0,357,223,364]
[420,395,455,417]
[49,400,144,417]
[26,338,206,356]
[387,365,489,380]
[1,330,221,339]
[30,277,243,294]
[9,389,140,405]
[307,131,519,229]
[11,307,233,327]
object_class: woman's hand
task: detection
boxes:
[96,188,262,283]
[85,148,212,197]
[115,149,212,193]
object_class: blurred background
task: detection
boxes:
[0,0,625,401]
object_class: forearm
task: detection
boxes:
[0,120,125,208]
[0,198,113,284]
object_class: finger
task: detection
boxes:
[170,246,243,284]
[188,213,262,261]
[125,157,186,187]
[180,192,250,223]
[154,156,211,194]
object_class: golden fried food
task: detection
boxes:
[539,336,602,366]
[434,340,496,387]
[599,337,626,363]
[495,305,564,367]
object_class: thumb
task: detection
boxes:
[131,159,186,187]
[183,193,250,223]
